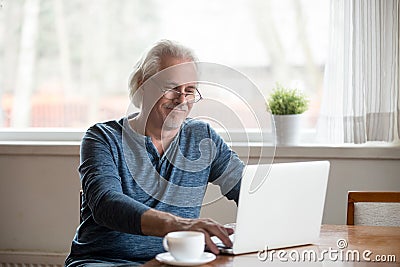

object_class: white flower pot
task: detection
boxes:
[273,114,302,145]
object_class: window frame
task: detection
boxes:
[0,127,317,144]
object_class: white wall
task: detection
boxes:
[0,144,399,255]
[0,152,80,253]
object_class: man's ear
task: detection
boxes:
[132,79,145,109]
[138,80,144,89]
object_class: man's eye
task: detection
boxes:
[185,87,197,94]
[164,87,178,92]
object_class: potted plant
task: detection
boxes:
[266,83,309,145]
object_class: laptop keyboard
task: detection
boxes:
[211,234,235,248]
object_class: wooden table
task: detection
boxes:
[143,225,400,266]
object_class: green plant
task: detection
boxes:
[266,83,309,115]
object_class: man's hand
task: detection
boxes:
[141,209,233,254]
[172,217,234,254]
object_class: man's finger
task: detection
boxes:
[204,234,220,255]
[206,225,233,248]
[225,227,234,235]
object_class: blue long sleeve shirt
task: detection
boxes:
[65,115,243,265]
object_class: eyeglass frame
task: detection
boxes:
[159,85,203,103]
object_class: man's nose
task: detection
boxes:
[174,87,187,103]
[173,93,186,104]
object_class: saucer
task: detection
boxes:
[155,252,216,266]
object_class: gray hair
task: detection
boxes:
[128,39,198,108]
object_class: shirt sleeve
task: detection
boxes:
[207,125,244,204]
[79,125,150,235]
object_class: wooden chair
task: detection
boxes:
[347,191,400,226]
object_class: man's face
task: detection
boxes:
[143,56,198,131]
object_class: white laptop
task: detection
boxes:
[212,161,330,255]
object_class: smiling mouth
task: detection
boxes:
[165,105,188,112]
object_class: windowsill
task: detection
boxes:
[0,141,80,156]
[0,141,399,159]
[231,142,400,160]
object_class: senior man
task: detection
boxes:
[65,39,244,266]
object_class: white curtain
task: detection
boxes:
[317,0,400,144]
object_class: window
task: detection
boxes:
[0,0,329,141]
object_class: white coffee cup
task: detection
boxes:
[163,231,205,262]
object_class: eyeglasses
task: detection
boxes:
[160,86,203,103]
